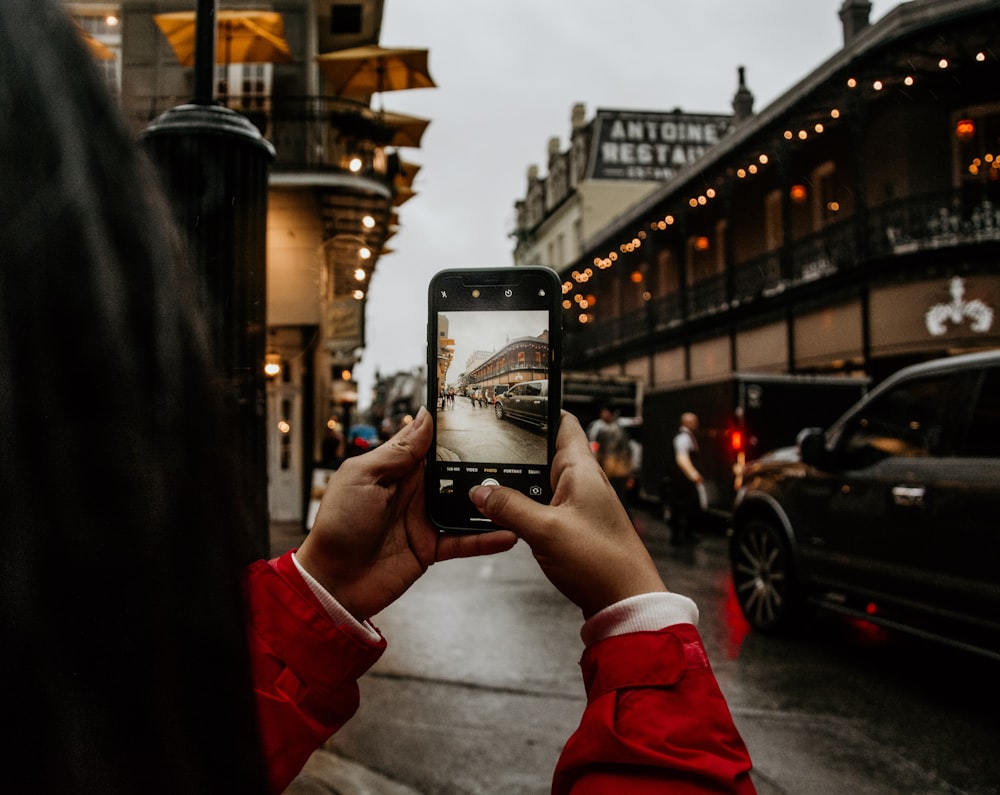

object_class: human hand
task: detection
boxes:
[296,407,517,621]
[469,411,666,618]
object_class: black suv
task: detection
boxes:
[730,350,1000,659]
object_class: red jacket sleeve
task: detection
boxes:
[553,624,756,795]
[245,552,386,795]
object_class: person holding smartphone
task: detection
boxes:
[286,408,756,794]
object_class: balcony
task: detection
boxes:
[565,184,1000,366]
[138,95,411,188]
[139,95,422,270]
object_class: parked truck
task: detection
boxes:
[561,371,644,503]
[640,373,870,523]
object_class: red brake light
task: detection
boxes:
[730,430,743,452]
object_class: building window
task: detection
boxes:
[658,249,678,295]
[72,9,122,98]
[217,63,272,110]
[954,104,1000,187]
[714,219,727,271]
[812,161,838,228]
[331,4,363,34]
[765,189,782,251]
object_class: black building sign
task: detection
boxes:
[586,109,734,181]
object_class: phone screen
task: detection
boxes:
[426,267,562,532]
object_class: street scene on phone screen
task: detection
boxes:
[433,310,550,467]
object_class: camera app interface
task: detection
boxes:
[433,306,551,509]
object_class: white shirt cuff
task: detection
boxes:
[291,552,382,643]
[581,592,700,646]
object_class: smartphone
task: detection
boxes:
[426,267,562,532]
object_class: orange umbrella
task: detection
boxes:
[328,107,430,148]
[395,160,421,189]
[153,9,293,66]
[316,45,435,100]
[379,111,431,148]
[392,186,416,207]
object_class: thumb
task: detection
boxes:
[358,406,432,481]
[469,484,550,541]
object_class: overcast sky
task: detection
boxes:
[354,0,886,406]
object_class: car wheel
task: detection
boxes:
[731,518,801,632]
[494,403,504,420]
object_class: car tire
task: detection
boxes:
[494,403,504,420]
[731,518,802,632]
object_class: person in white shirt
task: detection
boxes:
[670,412,705,545]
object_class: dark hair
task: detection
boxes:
[0,2,266,791]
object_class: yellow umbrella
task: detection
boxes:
[328,106,430,148]
[316,45,435,100]
[153,9,293,67]
[392,186,416,207]
[379,111,430,148]
[395,160,421,189]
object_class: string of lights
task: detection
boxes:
[561,46,998,325]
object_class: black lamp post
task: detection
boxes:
[141,0,275,559]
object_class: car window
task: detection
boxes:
[525,382,541,397]
[840,373,960,468]
[961,367,1000,457]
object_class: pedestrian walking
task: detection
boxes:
[586,405,634,509]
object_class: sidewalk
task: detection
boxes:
[283,749,422,795]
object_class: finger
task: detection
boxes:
[394,458,439,539]
[435,529,518,562]
[352,405,432,482]
[550,411,598,484]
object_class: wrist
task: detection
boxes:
[292,553,378,638]
[581,592,699,646]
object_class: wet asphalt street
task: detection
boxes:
[271,505,1000,795]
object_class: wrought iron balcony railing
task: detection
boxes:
[565,184,1000,366]
[137,96,405,183]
